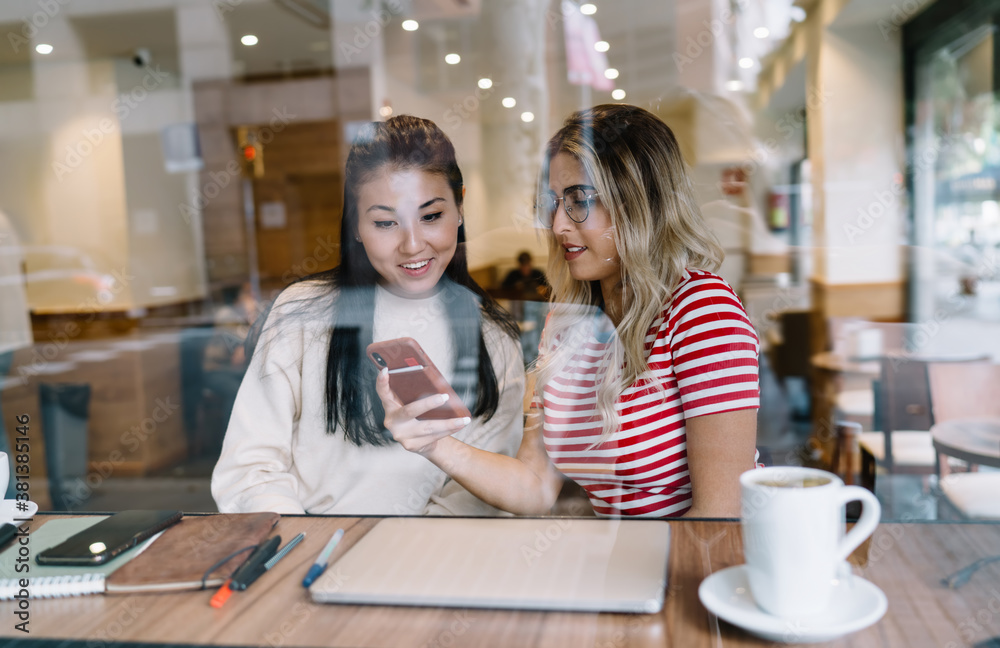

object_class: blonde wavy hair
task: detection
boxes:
[534,104,724,440]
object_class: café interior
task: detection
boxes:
[1,0,1000,625]
[3,0,1000,645]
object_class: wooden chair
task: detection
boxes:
[857,357,937,476]
[855,355,990,479]
[927,361,1000,520]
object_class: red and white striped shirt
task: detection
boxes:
[540,269,760,517]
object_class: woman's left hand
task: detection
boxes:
[376,368,472,456]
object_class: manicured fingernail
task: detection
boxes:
[381,367,388,376]
[458,417,471,426]
[438,394,449,404]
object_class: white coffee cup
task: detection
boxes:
[0,451,9,497]
[740,466,880,619]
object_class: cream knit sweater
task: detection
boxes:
[211,281,525,515]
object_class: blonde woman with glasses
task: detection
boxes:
[378,104,759,518]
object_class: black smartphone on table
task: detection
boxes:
[36,509,182,565]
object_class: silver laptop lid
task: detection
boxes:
[310,517,670,613]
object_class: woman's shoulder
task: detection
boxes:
[661,269,749,324]
[674,268,739,296]
[268,279,338,317]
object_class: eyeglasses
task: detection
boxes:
[534,186,601,227]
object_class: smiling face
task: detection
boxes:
[355,168,461,299]
[546,152,621,288]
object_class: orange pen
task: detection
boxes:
[209,579,234,608]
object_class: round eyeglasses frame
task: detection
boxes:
[535,186,601,228]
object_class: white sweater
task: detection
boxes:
[211,282,525,516]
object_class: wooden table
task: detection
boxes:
[932,418,1000,469]
[3,514,1000,647]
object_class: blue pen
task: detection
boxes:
[302,528,345,587]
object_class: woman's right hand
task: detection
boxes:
[376,367,471,456]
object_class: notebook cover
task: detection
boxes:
[0,517,158,599]
[105,512,279,594]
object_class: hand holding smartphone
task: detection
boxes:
[36,509,183,565]
[367,338,472,421]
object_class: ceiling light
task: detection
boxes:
[738,57,754,69]
[502,97,516,108]
[241,34,258,46]
[402,20,419,31]
[478,78,493,89]
[725,79,744,91]
[789,7,806,22]
[611,89,626,100]
[604,68,619,80]
[594,40,609,53]
[379,106,393,117]
[35,43,53,54]
[580,3,597,15]
[520,111,535,123]
[445,53,461,65]
[754,27,770,39]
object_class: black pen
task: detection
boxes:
[229,536,281,591]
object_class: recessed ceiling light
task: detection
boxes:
[520,111,535,123]
[379,105,393,117]
[241,34,258,46]
[35,43,53,54]
[581,3,597,15]
[604,68,619,80]
[611,88,626,100]
[594,40,609,53]
[502,97,516,108]
[754,27,770,39]
[445,53,461,65]
[402,20,419,31]
[725,79,744,91]
[738,57,754,69]
[478,78,493,89]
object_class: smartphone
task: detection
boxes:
[0,523,17,549]
[367,337,473,421]
[36,509,183,566]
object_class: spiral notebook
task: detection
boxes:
[0,517,156,599]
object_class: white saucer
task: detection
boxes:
[698,565,887,644]
[0,499,39,526]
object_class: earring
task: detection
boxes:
[458,218,463,225]
[355,236,361,242]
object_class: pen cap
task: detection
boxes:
[302,564,325,588]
